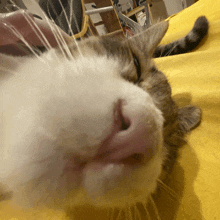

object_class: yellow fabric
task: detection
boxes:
[157,0,220,219]
[1,0,219,219]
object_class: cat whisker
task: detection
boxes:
[44,0,83,56]
[158,42,179,58]
[43,15,73,60]
[159,46,166,58]
[3,5,12,12]
[124,206,132,220]
[9,1,52,52]
[142,202,151,220]
[116,208,123,220]
[149,195,161,220]
[2,25,42,56]
[157,179,180,200]
[4,6,43,56]
[69,0,74,36]
[134,205,142,220]
[21,13,52,52]
[18,43,44,56]
[9,0,82,58]
[25,0,73,61]
[46,0,66,34]
[124,207,128,220]
[11,0,71,61]
[56,0,83,56]
[5,2,63,60]
[44,1,74,60]
[164,43,179,57]
[68,0,81,36]
[2,22,44,61]
[128,206,134,220]
[159,45,163,58]
[56,0,74,38]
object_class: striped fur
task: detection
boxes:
[153,16,208,57]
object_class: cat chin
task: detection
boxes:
[63,139,164,209]
[56,151,163,209]
[84,155,163,207]
[5,141,164,210]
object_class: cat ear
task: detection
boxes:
[178,105,202,134]
[128,21,169,56]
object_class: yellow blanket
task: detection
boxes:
[1,0,219,219]
[158,0,220,219]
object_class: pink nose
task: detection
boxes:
[96,99,158,165]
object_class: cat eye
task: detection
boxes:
[132,53,142,84]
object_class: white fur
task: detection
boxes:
[0,49,164,208]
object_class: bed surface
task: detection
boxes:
[0,0,219,219]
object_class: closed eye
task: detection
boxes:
[132,53,142,84]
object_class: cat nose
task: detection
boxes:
[96,99,159,165]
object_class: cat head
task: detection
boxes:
[0,21,201,209]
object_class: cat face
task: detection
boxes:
[0,21,201,209]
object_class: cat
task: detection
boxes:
[0,4,208,217]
